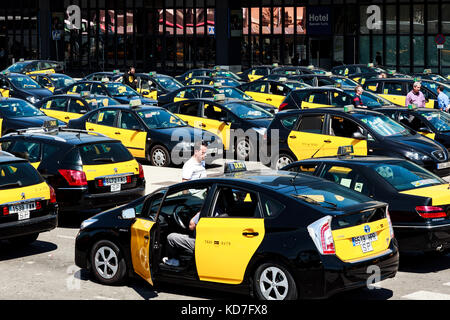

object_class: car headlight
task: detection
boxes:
[26,96,39,104]
[404,151,431,161]
[252,127,267,136]
[80,218,98,230]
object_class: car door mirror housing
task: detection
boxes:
[352,132,367,140]
[419,127,432,134]
[121,208,136,219]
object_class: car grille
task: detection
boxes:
[432,150,447,161]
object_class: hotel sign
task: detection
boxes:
[306,7,332,35]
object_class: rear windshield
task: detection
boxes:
[0,161,43,190]
[78,142,133,165]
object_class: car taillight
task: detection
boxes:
[279,102,288,111]
[49,186,57,203]
[97,179,104,187]
[386,206,395,239]
[2,206,9,216]
[138,163,144,179]
[36,201,42,210]
[307,216,335,255]
[416,206,447,219]
[58,169,88,186]
[126,175,132,183]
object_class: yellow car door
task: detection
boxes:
[85,109,119,138]
[202,103,232,150]
[130,218,155,285]
[64,98,90,122]
[116,111,148,158]
[267,82,289,108]
[244,82,270,105]
[40,98,69,122]
[195,187,265,285]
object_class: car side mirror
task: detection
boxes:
[121,208,136,219]
[419,127,432,134]
[79,110,87,114]
[352,132,367,140]
[142,90,150,96]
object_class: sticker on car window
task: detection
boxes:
[354,182,364,193]
[340,178,352,188]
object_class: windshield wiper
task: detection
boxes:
[0,182,22,189]
[92,157,115,163]
[292,194,338,210]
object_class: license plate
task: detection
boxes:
[352,232,378,253]
[103,176,127,186]
[9,202,36,214]
[437,161,450,170]
[18,211,30,221]
[110,184,121,192]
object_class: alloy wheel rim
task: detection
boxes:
[276,156,292,170]
[94,246,118,279]
[237,140,250,159]
[152,149,167,166]
[259,266,289,300]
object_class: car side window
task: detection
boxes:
[246,82,267,93]
[211,186,261,218]
[87,111,99,123]
[285,163,318,175]
[42,143,60,162]
[203,103,228,121]
[330,116,365,139]
[176,88,196,99]
[383,82,404,95]
[259,194,285,218]
[4,140,41,163]
[158,187,210,219]
[269,83,289,96]
[91,84,105,95]
[119,111,142,130]
[280,115,300,130]
[398,113,427,132]
[68,99,88,114]
[304,91,328,105]
[330,92,351,106]
[97,109,118,127]
[45,98,68,111]
[318,78,335,86]
[179,101,201,116]
[296,114,325,134]
[322,165,371,196]
[71,83,91,94]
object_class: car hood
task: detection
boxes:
[387,134,447,156]
[21,88,53,99]
[154,126,220,144]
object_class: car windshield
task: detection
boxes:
[155,76,183,91]
[345,90,392,107]
[333,77,359,87]
[105,83,139,97]
[213,78,240,86]
[290,181,371,210]
[217,87,252,100]
[285,82,308,90]
[8,75,41,89]
[420,81,450,96]
[353,113,411,137]
[429,74,448,82]
[6,62,27,73]
[0,162,43,189]
[50,75,75,88]
[369,161,445,191]
[417,110,450,132]
[85,97,120,109]
[137,109,187,129]
[215,71,241,81]
[0,100,44,117]
[223,102,273,120]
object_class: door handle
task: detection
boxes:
[200,124,206,128]
[324,140,332,143]
[289,135,297,139]
[266,98,272,101]
[88,128,94,131]
[243,232,259,237]
[65,117,70,120]
[115,132,121,135]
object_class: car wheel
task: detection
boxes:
[235,138,255,161]
[149,145,171,167]
[8,233,39,246]
[275,153,295,170]
[90,240,127,285]
[253,262,298,300]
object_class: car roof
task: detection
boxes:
[3,129,119,145]
[277,107,380,117]
[374,106,435,112]
[297,156,410,165]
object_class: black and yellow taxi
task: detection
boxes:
[287,74,360,88]
[0,124,145,214]
[135,72,183,100]
[184,76,242,88]
[55,80,157,105]
[362,78,440,109]
[331,63,386,79]
[0,97,64,137]
[29,73,76,93]
[282,148,450,254]
[35,93,121,123]
[83,71,124,82]
[278,87,355,111]
[165,96,274,160]
[0,151,58,245]
[74,163,398,300]
[263,107,450,176]
[238,79,306,108]
[3,60,64,75]
[238,65,275,82]
[411,70,450,85]
[271,66,316,76]
[175,68,213,83]
[67,101,221,167]
[0,72,53,104]
[375,106,450,148]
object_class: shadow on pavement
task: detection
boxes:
[398,251,450,273]
[0,239,58,261]
[330,287,394,300]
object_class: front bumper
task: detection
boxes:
[56,186,145,213]
[393,222,450,253]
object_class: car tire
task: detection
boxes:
[148,145,171,167]
[8,233,39,246]
[90,240,127,285]
[275,153,295,170]
[253,262,298,300]
[235,137,255,161]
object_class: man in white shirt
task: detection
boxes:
[162,141,208,267]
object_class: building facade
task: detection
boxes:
[0,0,449,76]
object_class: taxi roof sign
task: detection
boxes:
[278,77,288,82]
[272,63,279,67]
[423,69,432,74]
[101,77,110,83]
[81,91,90,97]
[367,63,374,67]
[148,71,157,76]
[337,145,354,158]
[224,161,247,174]
[408,104,418,110]
[42,119,59,131]
[130,99,142,108]
[213,94,225,101]
[344,105,355,113]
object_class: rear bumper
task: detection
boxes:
[393,222,450,253]
[56,185,145,213]
[0,212,58,240]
